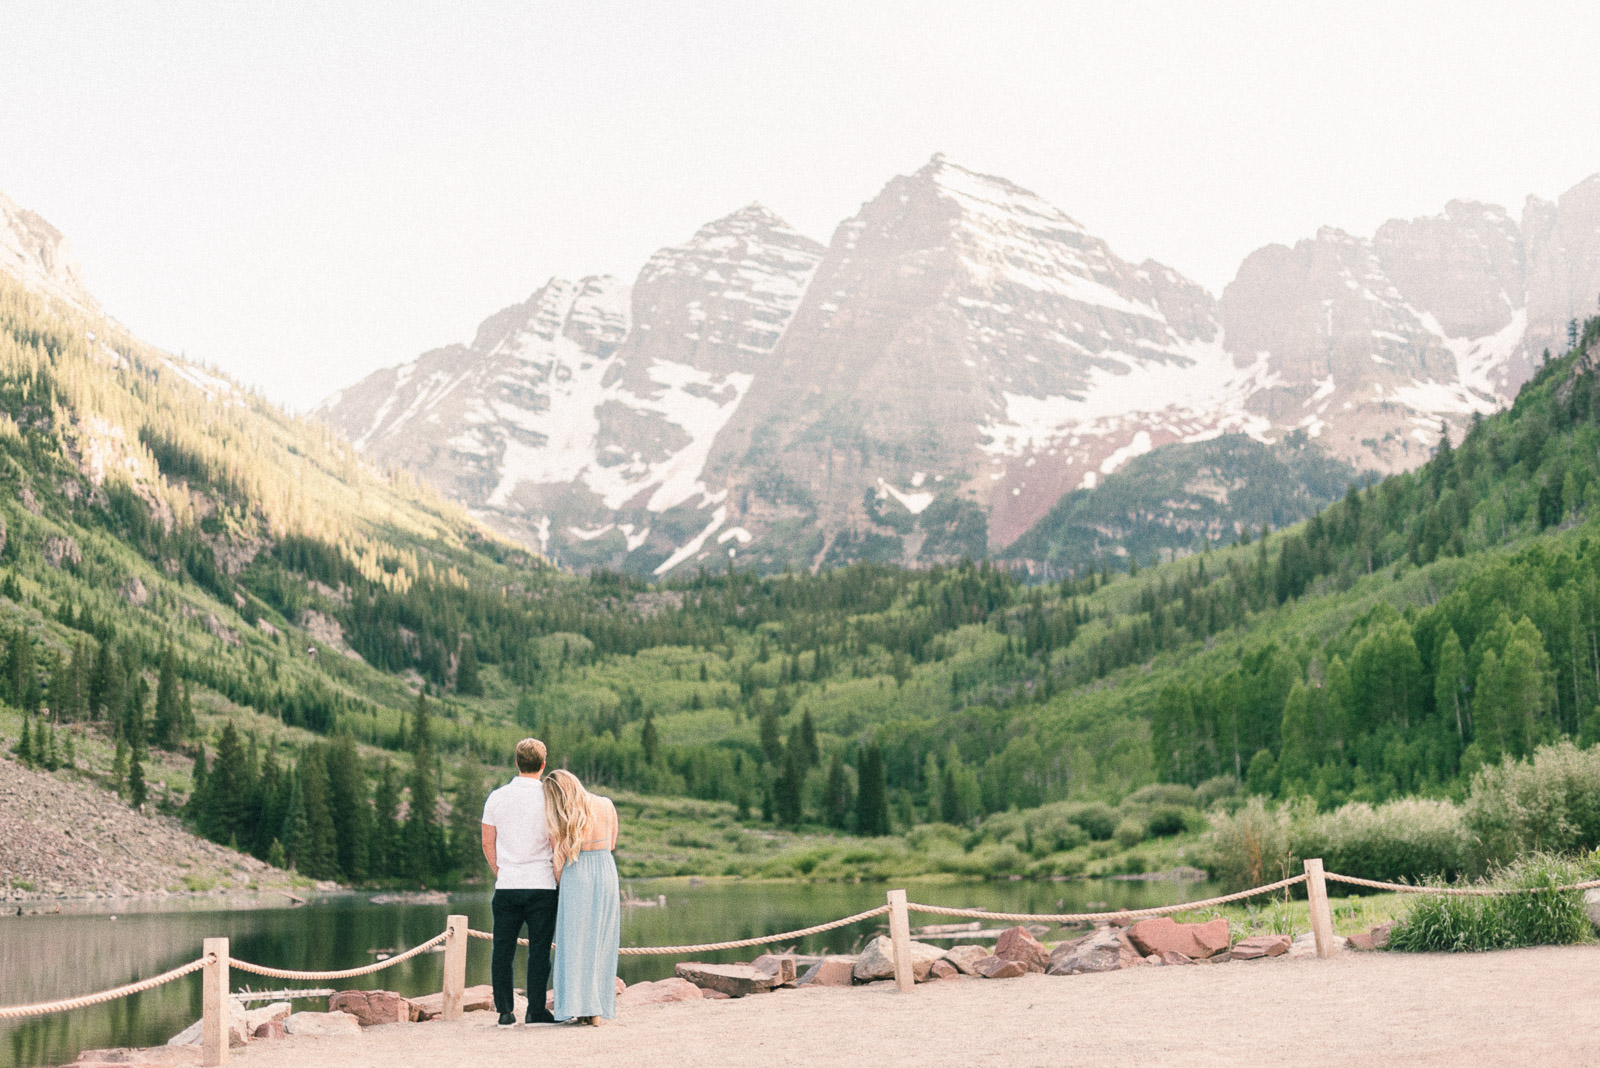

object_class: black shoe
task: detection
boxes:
[498,1012,516,1026]
[525,1008,556,1025]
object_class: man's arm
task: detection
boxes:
[480,823,498,877]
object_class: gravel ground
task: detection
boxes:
[227,944,1600,1068]
[0,753,307,901]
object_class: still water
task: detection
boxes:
[0,877,1218,1068]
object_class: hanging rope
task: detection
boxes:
[466,904,891,956]
[907,874,1310,924]
[0,954,212,1019]
[229,932,448,980]
[1322,873,1600,897]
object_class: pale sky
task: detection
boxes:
[3,0,1599,411]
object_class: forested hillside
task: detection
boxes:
[6,257,1600,890]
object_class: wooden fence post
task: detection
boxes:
[442,915,468,1021]
[201,937,229,1067]
[886,889,914,993]
[1304,858,1335,959]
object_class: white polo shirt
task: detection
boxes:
[480,776,557,890]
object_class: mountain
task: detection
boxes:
[0,189,97,311]
[320,157,1600,577]
[1002,432,1360,571]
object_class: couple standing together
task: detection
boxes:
[479,738,621,1026]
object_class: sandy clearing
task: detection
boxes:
[230,946,1600,1068]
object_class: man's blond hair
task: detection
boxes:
[515,737,547,774]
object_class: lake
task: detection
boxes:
[1,876,1220,1068]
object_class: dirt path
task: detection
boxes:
[231,945,1600,1068]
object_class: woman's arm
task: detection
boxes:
[607,796,619,851]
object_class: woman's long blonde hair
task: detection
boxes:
[543,769,591,869]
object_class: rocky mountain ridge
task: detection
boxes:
[320,160,1600,573]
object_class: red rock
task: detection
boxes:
[927,960,959,980]
[1126,917,1231,960]
[615,976,627,996]
[251,1021,285,1040]
[674,962,777,997]
[1159,950,1197,965]
[702,989,731,1000]
[410,983,495,1020]
[327,989,419,1026]
[993,925,1050,973]
[751,953,798,985]
[1145,954,1163,965]
[797,956,857,987]
[616,977,704,1007]
[1347,924,1393,951]
[972,955,1027,979]
[1230,934,1292,960]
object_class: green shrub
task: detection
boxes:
[1146,805,1191,838]
[1297,798,1471,884]
[1208,796,1295,890]
[1068,802,1119,841]
[1125,783,1198,808]
[1024,803,1092,854]
[1196,775,1240,809]
[1113,816,1147,849]
[1464,741,1600,865]
[1389,853,1598,953]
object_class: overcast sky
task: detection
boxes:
[3,1,1600,410]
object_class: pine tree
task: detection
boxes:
[1276,681,1318,792]
[280,768,309,870]
[640,713,660,765]
[774,742,804,826]
[798,708,819,769]
[15,713,33,764]
[152,646,181,750]
[9,629,39,712]
[824,752,852,829]
[855,742,890,836]
[266,839,287,869]
[128,751,147,809]
[253,746,286,858]
[404,696,443,883]
[447,763,486,877]
[295,747,338,879]
[758,702,781,764]
[371,760,401,878]
[324,734,370,881]
[455,635,482,696]
[203,723,250,845]
[185,743,210,822]
[111,733,129,795]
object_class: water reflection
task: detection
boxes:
[1,877,1216,1068]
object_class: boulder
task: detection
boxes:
[1346,922,1394,952]
[702,990,731,1000]
[993,926,1050,973]
[1230,934,1292,961]
[942,944,990,976]
[1287,931,1347,958]
[166,1003,249,1048]
[928,960,960,980]
[242,1003,291,1034]
[1047,927,1143,975]
[617,977,704,1007]
[972,956,1027,979]
[1126,917,1231,960]
[251,1021,285,1041]
[409,984,496,1020]
[1585,889,1600,933]
[283,1011,362,1037]
[1145,954,1163,966]
[751,954,798,986]
[615,976,627,996]
[797,956,857,987]
[851,935,945,982]
[674,962,777,998]
[1159,950,1197,965]
[327,989,419,1026]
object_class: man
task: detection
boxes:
[481,737,559,1025]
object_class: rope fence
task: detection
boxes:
[1322,872,1600,896]
[5,858,1599,1064]
[0,953,214,1020]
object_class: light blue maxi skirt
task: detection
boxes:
[551,848,621,1020]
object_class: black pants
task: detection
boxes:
[491,888,559,1017]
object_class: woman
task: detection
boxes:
[543,768,621,1024]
